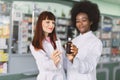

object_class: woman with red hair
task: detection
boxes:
[30,11,66,80]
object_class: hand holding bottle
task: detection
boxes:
[66,37,78,56]
[67,44,78,62]
[70,44,78,56]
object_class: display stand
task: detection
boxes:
[97,63,109,80]
[113,58,120,80]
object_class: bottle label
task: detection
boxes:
[66,41,72,54]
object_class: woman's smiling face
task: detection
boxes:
[42,19,55,36]
[76,13,92,34]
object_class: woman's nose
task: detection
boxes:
[78,21,83,26]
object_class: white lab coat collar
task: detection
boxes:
[79,31,92,38]
[80,31,92,36]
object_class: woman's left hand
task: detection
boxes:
[71,44,78,56]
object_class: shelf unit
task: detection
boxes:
[99,15,120,55]
[0,1,11,74]
[100,15,113,55]
[7,2,38,74]
[56,17,70,45]
[11,13,32,54]
[111,17,120,55]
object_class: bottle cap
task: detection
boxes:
[68,37,71,41]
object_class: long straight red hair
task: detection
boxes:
[32,11,57,50]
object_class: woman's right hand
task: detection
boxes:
[66,44,78,63]
[50,50,61,66]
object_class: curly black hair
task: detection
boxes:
[70,0,100,31]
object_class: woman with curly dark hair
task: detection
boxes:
[66,1,103,80]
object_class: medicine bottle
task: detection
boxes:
[66,37,72,54]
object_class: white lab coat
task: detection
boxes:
[30,39,66,80]
[67,31,103,80]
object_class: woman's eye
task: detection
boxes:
[76,20,80,23]
[82,19,87,22]
[46,21,50,23]
[52,22,55,24]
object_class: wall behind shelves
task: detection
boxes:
[90,0,120,16]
